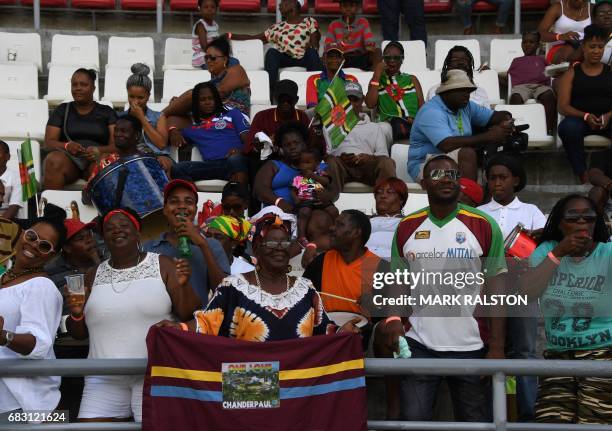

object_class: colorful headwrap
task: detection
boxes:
[251,213,291,243]
[103,209,141,232]
[206,216,251,242]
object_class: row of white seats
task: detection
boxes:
[41,187,430,225]
[1,31,524,78]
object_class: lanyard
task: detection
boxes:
[456,113,464,136]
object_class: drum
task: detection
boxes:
[89,155,169,240]
[504,224,536,259]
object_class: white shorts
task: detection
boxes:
[78,375,143,421]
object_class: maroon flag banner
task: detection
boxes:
[142,326,367,431]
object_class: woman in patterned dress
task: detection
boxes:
[158,214,360,340]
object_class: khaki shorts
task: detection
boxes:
[416,149,461,181]
[510,83,553,102]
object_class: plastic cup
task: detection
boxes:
[65,274,85,295]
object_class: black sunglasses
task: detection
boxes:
[562,211,597,223]
[204,54,225,62]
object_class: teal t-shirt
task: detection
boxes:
[530,241,612,352]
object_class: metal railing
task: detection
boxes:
[1,358,612,430]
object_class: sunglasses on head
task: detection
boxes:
[383,55,404,62]
[23,229,55,254]
[562,210,597,223]
[204,54,224,62]
[261,240,292,250]
[428,169,461,181]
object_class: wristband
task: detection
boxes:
[385,316,401,325]
[583,113,590,122]
[168,126,178,132]
[555,33,561,41]
[179,322,188,331]
[64,142,70,151]
[274,197,283,206]
[369,80,380,87]
[70,313,84,322]
[547,251,560,266]
[306,242,317,249]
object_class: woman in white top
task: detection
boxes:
[0,205,66,418]
[366,178,409,261]
[538,0,592,64]
[66,208,200,423]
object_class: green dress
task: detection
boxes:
[376,72,419,122]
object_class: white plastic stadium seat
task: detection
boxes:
[41,190,98,223]
[103,67,155,107]
[0,64,38,99]
[246,70,270,105]
[279,67,307,73]
[278,71,311,107]
[163,38,193,71]
[382,40,428,73]
[434,39,481,70]
[494,104,554,148]
[0,32,42,71]
[48,34,99,71]
[45,65,100,106]
[232,40,265,71]
[106,36,155,70]
[473,69,503,106]
[190,147,229,192]
[391,144,411,182]
[350,71,374,93]
[161,69,210,103]
[5,140,42,183]
[0,99,48,140]
[412,70,441,98]
[335,189,428,215]
[585,135,612,149]
[489,38,522,74]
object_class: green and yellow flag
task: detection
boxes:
[17,137,37,201]
[315,77,359,150]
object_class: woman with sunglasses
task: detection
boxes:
[203,215,254,275]
[365,41,424,140]
[65,208,200,423]
[519,194,612,424]
[0,205,67,419]
[158,214,360,340]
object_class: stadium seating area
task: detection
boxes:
[1,29,610,220]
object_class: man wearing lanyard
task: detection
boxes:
[408,70,514,182]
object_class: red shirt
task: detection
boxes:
[244,108,310,154]
[508,55,550,87]
[324,17,375,54]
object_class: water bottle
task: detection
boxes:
[177,214,192,258]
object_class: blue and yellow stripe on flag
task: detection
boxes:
[314,76,359,150]
[143,326,367,431]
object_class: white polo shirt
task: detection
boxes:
[478,197,546,239]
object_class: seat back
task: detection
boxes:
[162,69,211,103]
[390,144,411,182]
[0,99,48,140]
[434,39,481,70]
[232,40,265,71]
[246,70,270,105]
[104,66,155,107]
[489,38,522,73]
[0,32,42,71]
[278,71,312,106]
[382,40,428,73]
[107,36,155,70]
[494,103,549,138]
[412,69,442,98]
[0,64,38,99]
[473,69,501,104]
[163,38,193,70]
[49,34,99,70]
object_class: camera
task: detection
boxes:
[483,124,529,156]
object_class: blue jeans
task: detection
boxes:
[455,0,513,28]
[264,48,321,100]
[506,313,538,422]
[170,153,248,182]
[558,116,612,176]
[399,337,491,421]
[378,0,427,44]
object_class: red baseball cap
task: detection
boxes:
[163,179,198,204]
[459,178,484,206]
[64,219,96,241]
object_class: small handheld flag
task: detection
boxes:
[17,137,38,202]
[315,76,359,150]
